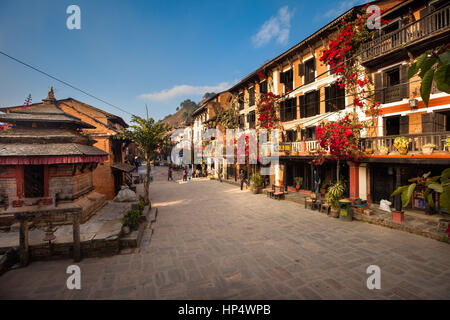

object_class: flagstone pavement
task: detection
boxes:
[0,166,449,300]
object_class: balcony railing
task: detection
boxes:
[361,132,450,154]
[361,5,450,62]
[279,140,327,155]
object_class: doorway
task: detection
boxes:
[24,165,44,198]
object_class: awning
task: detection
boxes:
[110,162,135,172]
[0,155,108,165]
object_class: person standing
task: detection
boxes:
[168,167,173,181]
[239,169,249,190]
[183,169,187,181]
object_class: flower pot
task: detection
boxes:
[422,147,434,155]
[296,185,301,191]
[397,148,408,155]
[329,208,339,218]
[392,211,404,223]
[252,187,262,194]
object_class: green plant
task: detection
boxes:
[392,168,450,212]
[422,144,436,149]
[250,173,263,189]
[407,45,450,106]
[138,199,145,213]
[326,182,345,209]
[445,137,450,148]
[294,177,303,187]
[393,136,409,151]
[122,209,141,231]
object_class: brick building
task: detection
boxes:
[0,88,108,226]
[1,89,133,200]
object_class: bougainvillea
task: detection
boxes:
[256,92,282,131]
[316,114,363,162]
[315,6,392,168]
[320,5,388,117]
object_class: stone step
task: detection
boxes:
[149,207,158,223]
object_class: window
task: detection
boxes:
[374,65,409,104]
[304,58,316,85]
[301,127,317,140]
[383,115,409,136]
[299,91,319,118]
[280,69,293,93]
[249,87,255,106]
[325,83,345,112]
[283,130,296,142]
[238,93,244,110]
[247,111,256,129]
[238,114,245,129]
[259,81,267,96]
[280,98,297,122]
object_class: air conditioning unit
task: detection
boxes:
[409,98,419,109]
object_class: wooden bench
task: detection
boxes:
[267,185,275,198]
[273,186,286,200]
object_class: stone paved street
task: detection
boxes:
[0,166,449,299]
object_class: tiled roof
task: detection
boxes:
[0,143,108,157]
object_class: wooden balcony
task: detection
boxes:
[279,140,327,155]
[360,5,450,64]
[361,132,450,155]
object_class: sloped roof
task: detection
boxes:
[0,110,96,129]
[0,143,108,157]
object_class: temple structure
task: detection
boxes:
[0,88,108,227]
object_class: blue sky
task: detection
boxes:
[0,0,367,123]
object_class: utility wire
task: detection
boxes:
[0,50,134,116]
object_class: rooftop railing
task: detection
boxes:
[360,5,450,62]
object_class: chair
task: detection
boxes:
[267,185,275,198]
[319,199,331,214]
[305,192,316,209]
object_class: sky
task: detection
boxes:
[0,0,367,123]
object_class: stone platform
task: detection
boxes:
[0,201,132,259]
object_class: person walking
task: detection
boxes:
[183,169,187,181]
[239,169,249,190]
[168,167,173,181]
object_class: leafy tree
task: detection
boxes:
[408,45,450,106]
[115,115,169,203]
[392,168,450,213]
[202,92,216,100]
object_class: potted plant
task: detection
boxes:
[250,173,264,194]
[393,136,409,155]
[446,137,450,151]
[326,182,344,218]
[365,148,373,155]
[422,143,436,155]
[391,168,450,216]
[294,177,303,191]
[378,145,389,155]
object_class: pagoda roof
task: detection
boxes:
[0,106,95,129]
[0,143,108,157]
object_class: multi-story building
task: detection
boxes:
[191,91,233,176]
[222,0,448,216]
[357,0,450,212]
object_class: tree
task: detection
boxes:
[202,92,216,100]
[115,115,168,203]
[407,45,450,106]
